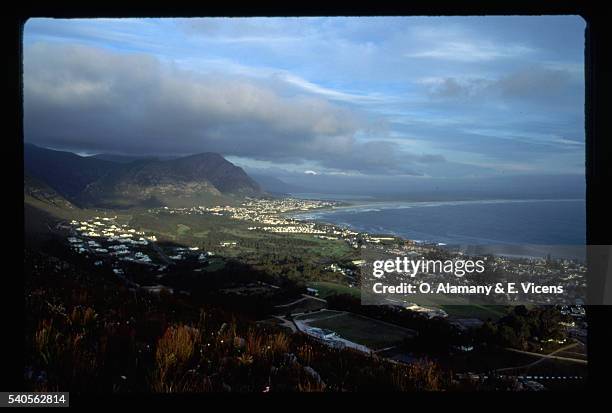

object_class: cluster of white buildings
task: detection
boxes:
[326,263,355,277]
[168,246,213,261]
[249,223,327,234]
[67,211,224,269]
[404,303,448,319]
[149,198,346,236]
[67,217,157,265]
[343,232,397,249]
[71,217,156,244]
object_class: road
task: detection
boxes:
[493,342,587,374]
[274,294,327,309]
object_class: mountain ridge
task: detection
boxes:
[24,143,263,208]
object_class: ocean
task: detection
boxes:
[290,197,586,260]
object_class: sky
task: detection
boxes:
[22,16,586,197]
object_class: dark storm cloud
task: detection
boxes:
[312,140,446,176]
[23,42,441,176]
[426,65,582,110]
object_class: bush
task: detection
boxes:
[152,325,200,392]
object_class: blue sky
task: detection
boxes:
[23,16,586,192]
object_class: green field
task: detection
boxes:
[176,223,191,235]
[310,312,415,350]
[307,281,361,299]
[288,234,354,260]
[440,304,509,320]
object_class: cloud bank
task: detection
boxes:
[22,16,586,181]
[24,42,441,176]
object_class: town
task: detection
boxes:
[61,196,588,372]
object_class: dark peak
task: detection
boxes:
[24,143,263,207]
[169,152,242,174]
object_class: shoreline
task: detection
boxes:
[290,196,585,212]
[284,197,586,261]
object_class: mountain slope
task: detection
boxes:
[24,174,84,245]
[168,153,261,195]
[24,144,263,208]
[24,143,116,199]
[24,174,75,210]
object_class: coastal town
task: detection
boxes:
[24,190,587,394]
[31,195,591,393]
[147,197,410,246]
[22,14,592,394]
[61,197,588,360]
[145,198,588,307]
